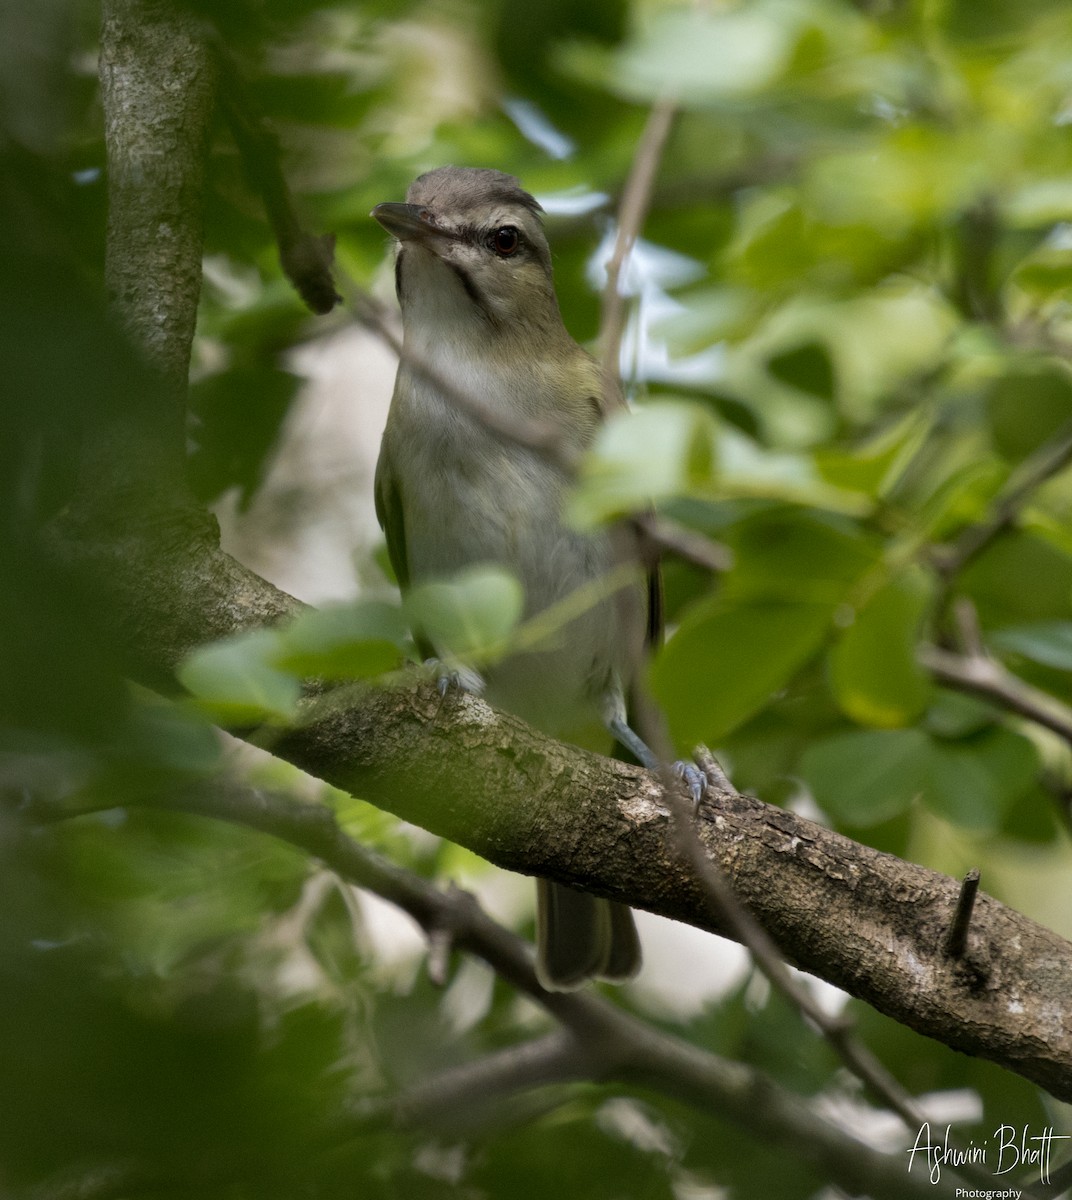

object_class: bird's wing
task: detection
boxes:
[646,561,664,649]
[373,447,411,592]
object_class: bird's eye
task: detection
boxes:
[489,226,520,256]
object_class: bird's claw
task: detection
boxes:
[673,760,709,813]
[424,658,485,698]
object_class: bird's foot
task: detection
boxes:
[672,759,709,811]
[423,658,485,698]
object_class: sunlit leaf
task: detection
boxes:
[275,600,408,680]
[404,565,524,663]
[177,630,300,724]
[569,400,718,527]
[613,7,796,102]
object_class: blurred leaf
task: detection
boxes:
[802,724,1039,830]
[813,413,927,498]
[924,690,997,739]
[116,692,224,775]
[569,400,718,526]
[920,728,1037,830]
[188,364,300,507]
[800,727,929,826]
[721,507,878,605]
[276,601,408,680]
[404,565,523,663]
[828,568,935,727]
[653,507,878,744]
[989,621,1072,670]
[767,339,835,400]
[960,532,1072,626]
[987,363,1072,462]
[612,7,796,102]
[178,630,301,724]
[652,599,832,746]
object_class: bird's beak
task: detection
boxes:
[371,202,456,247]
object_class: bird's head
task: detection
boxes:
[372,166,564,342]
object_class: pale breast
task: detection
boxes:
[384,365,640,735]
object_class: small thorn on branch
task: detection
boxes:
[944,868,981,959]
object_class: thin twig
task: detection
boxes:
[596,93,928,1134]
[16,782,960,1200]
[216,51,341,315]
[632,512,733,573]
[346,284,571,461]
[599,97,677,404]
[674,751,927,1133]
[932,420,1072,582]
[376,1031,589,1130]
[920,644,1072,746]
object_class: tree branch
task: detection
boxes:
[599,96,677,400]
[930,419,1072,583]
[19,778,965,1199]
[82,0,1072,1123]
[79,778,958,1200]
[99,0,217,400]
[216,50,341,315]
[53,506,1072,1102]
[920,643,1072,747]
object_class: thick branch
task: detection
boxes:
[277,677,1072,1103]
[99,0,216,399]
[24,781,955,1200]
[156,783,956,1199]
[85,0,1072,1120]
[58,516,1072,1102]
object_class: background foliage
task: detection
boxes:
[3,0,1072,1195]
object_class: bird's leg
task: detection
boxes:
[423,658,486,698]
[602,693,708,808]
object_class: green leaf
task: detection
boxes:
[721,507,877,605]
[652,508,877,745]
[612,8,795,103]
[404,565,524,663]
[187,365,299,507]
[800,728,929,826]
[768,339,836,400]
[651,599,833,746]
[275,601,408,680]
[989,621,1072,670]
[813,412,927,498]
[177,630,300,724]
[568,400,718,527]
[801,725,1040,832]
[987,363,1072,462]
[828,568,935,727]
[121,693,224,774]
[921,729,1039,832]
[924,690,997,739]
[960,532,1072,626]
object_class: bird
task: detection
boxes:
[371,165,702,990]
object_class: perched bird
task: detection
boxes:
[372,166,701,990]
